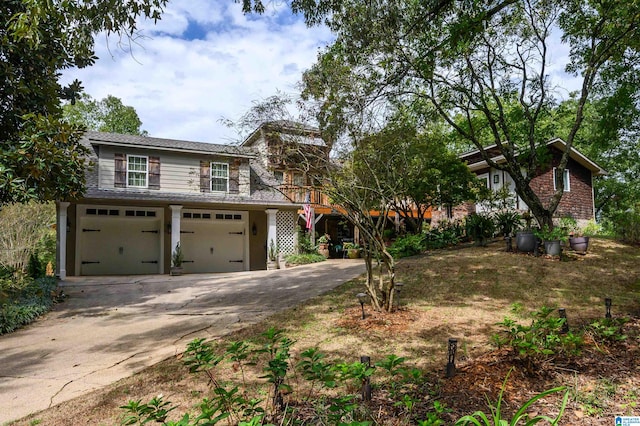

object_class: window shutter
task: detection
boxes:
[229,159,240,194]
[149,156,160,190]
[114,153,126,188]
[200,161,210,192]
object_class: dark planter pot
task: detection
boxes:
[569,236,590,254]
[544,240,562,256]
[516,231,537,253]
[170,266,183,276]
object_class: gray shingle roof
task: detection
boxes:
[83,131,256,158]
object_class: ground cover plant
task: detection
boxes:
[13,238,640,425]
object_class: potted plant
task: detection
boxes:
[561,216,591,254]
[516,211,537,253]
[534,225,568,257]
[343,242,361,259]
[317,233,330,258]
[494,211,522,252]
[170,242,184,276]
[267,239,279,270]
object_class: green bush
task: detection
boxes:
[425,219,464,249]
[388,233,426,259]
[493,307,583,373]
[612,209,640,244]
[0,276,58,335]
[465,213,495,246]
[297,227,316,254]
[284,253,326,265]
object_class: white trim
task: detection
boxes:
[210,161,229,193]
[126,154,149,188]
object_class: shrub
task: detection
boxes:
[425,219,464,249]
[612,209,640,244]
[284,253,326,265]
[493,306,583,373]
[493,211,522,236]
[388,233,426,259]
[465,213,495,246]
[0,276,58,335]
[297,227,316,254]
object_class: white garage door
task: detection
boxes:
[78,206,163,275]
[179,210,247,273]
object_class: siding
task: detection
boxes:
[98,146,251,196]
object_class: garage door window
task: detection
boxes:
[127,155,148,188]
[211,162,229,192]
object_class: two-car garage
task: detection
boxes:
[75,205,248,275]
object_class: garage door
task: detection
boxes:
[78,206,163,275]
[179,210,247,273]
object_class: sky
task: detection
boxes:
[60,0,333,144]
[60,2,580,146]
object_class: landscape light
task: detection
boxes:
[605,298,612,319]
[446,338,458,378]
[558,308,569,333]
[356,293,368,320]
[360,355,372,402]
[394,282,404,309]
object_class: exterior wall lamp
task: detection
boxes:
[252,222,257,236]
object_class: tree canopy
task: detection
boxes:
[293,0,640,228]
[1,0,166,205]
[63,94,148,136]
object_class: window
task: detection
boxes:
[274,171,284,183]
[292,172,305,187]
[553,168,570,192]
[127,155,148,188]
[477,173,490,188]
[211,162,229,192]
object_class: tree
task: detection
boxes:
[1,0,167,205]
[323,118,480,312]
[292,0,640,229]
[63,94,148,135]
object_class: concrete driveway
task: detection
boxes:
[0,259,365,424]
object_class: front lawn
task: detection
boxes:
[15,238,640,425]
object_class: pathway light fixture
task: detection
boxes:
[356,293,368,320]
[446,338,458,378]
[605,298,612,319]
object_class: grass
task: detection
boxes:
[12,238,640,425]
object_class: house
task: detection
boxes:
[240,120,359,247]
[55,127,313,278]
[431,138,607,225]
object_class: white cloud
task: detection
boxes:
[61,1,332,143]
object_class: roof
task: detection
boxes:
[460,138,607,176]
[83,131,256,158]
[241,120,326,148]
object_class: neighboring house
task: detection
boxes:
[56,130,302,278]
[432,138,607,225]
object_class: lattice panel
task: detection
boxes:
[277,211,297,255]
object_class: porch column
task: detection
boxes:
[170,205,183,261]
[56,201,70,280]
[266,208,278,260]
